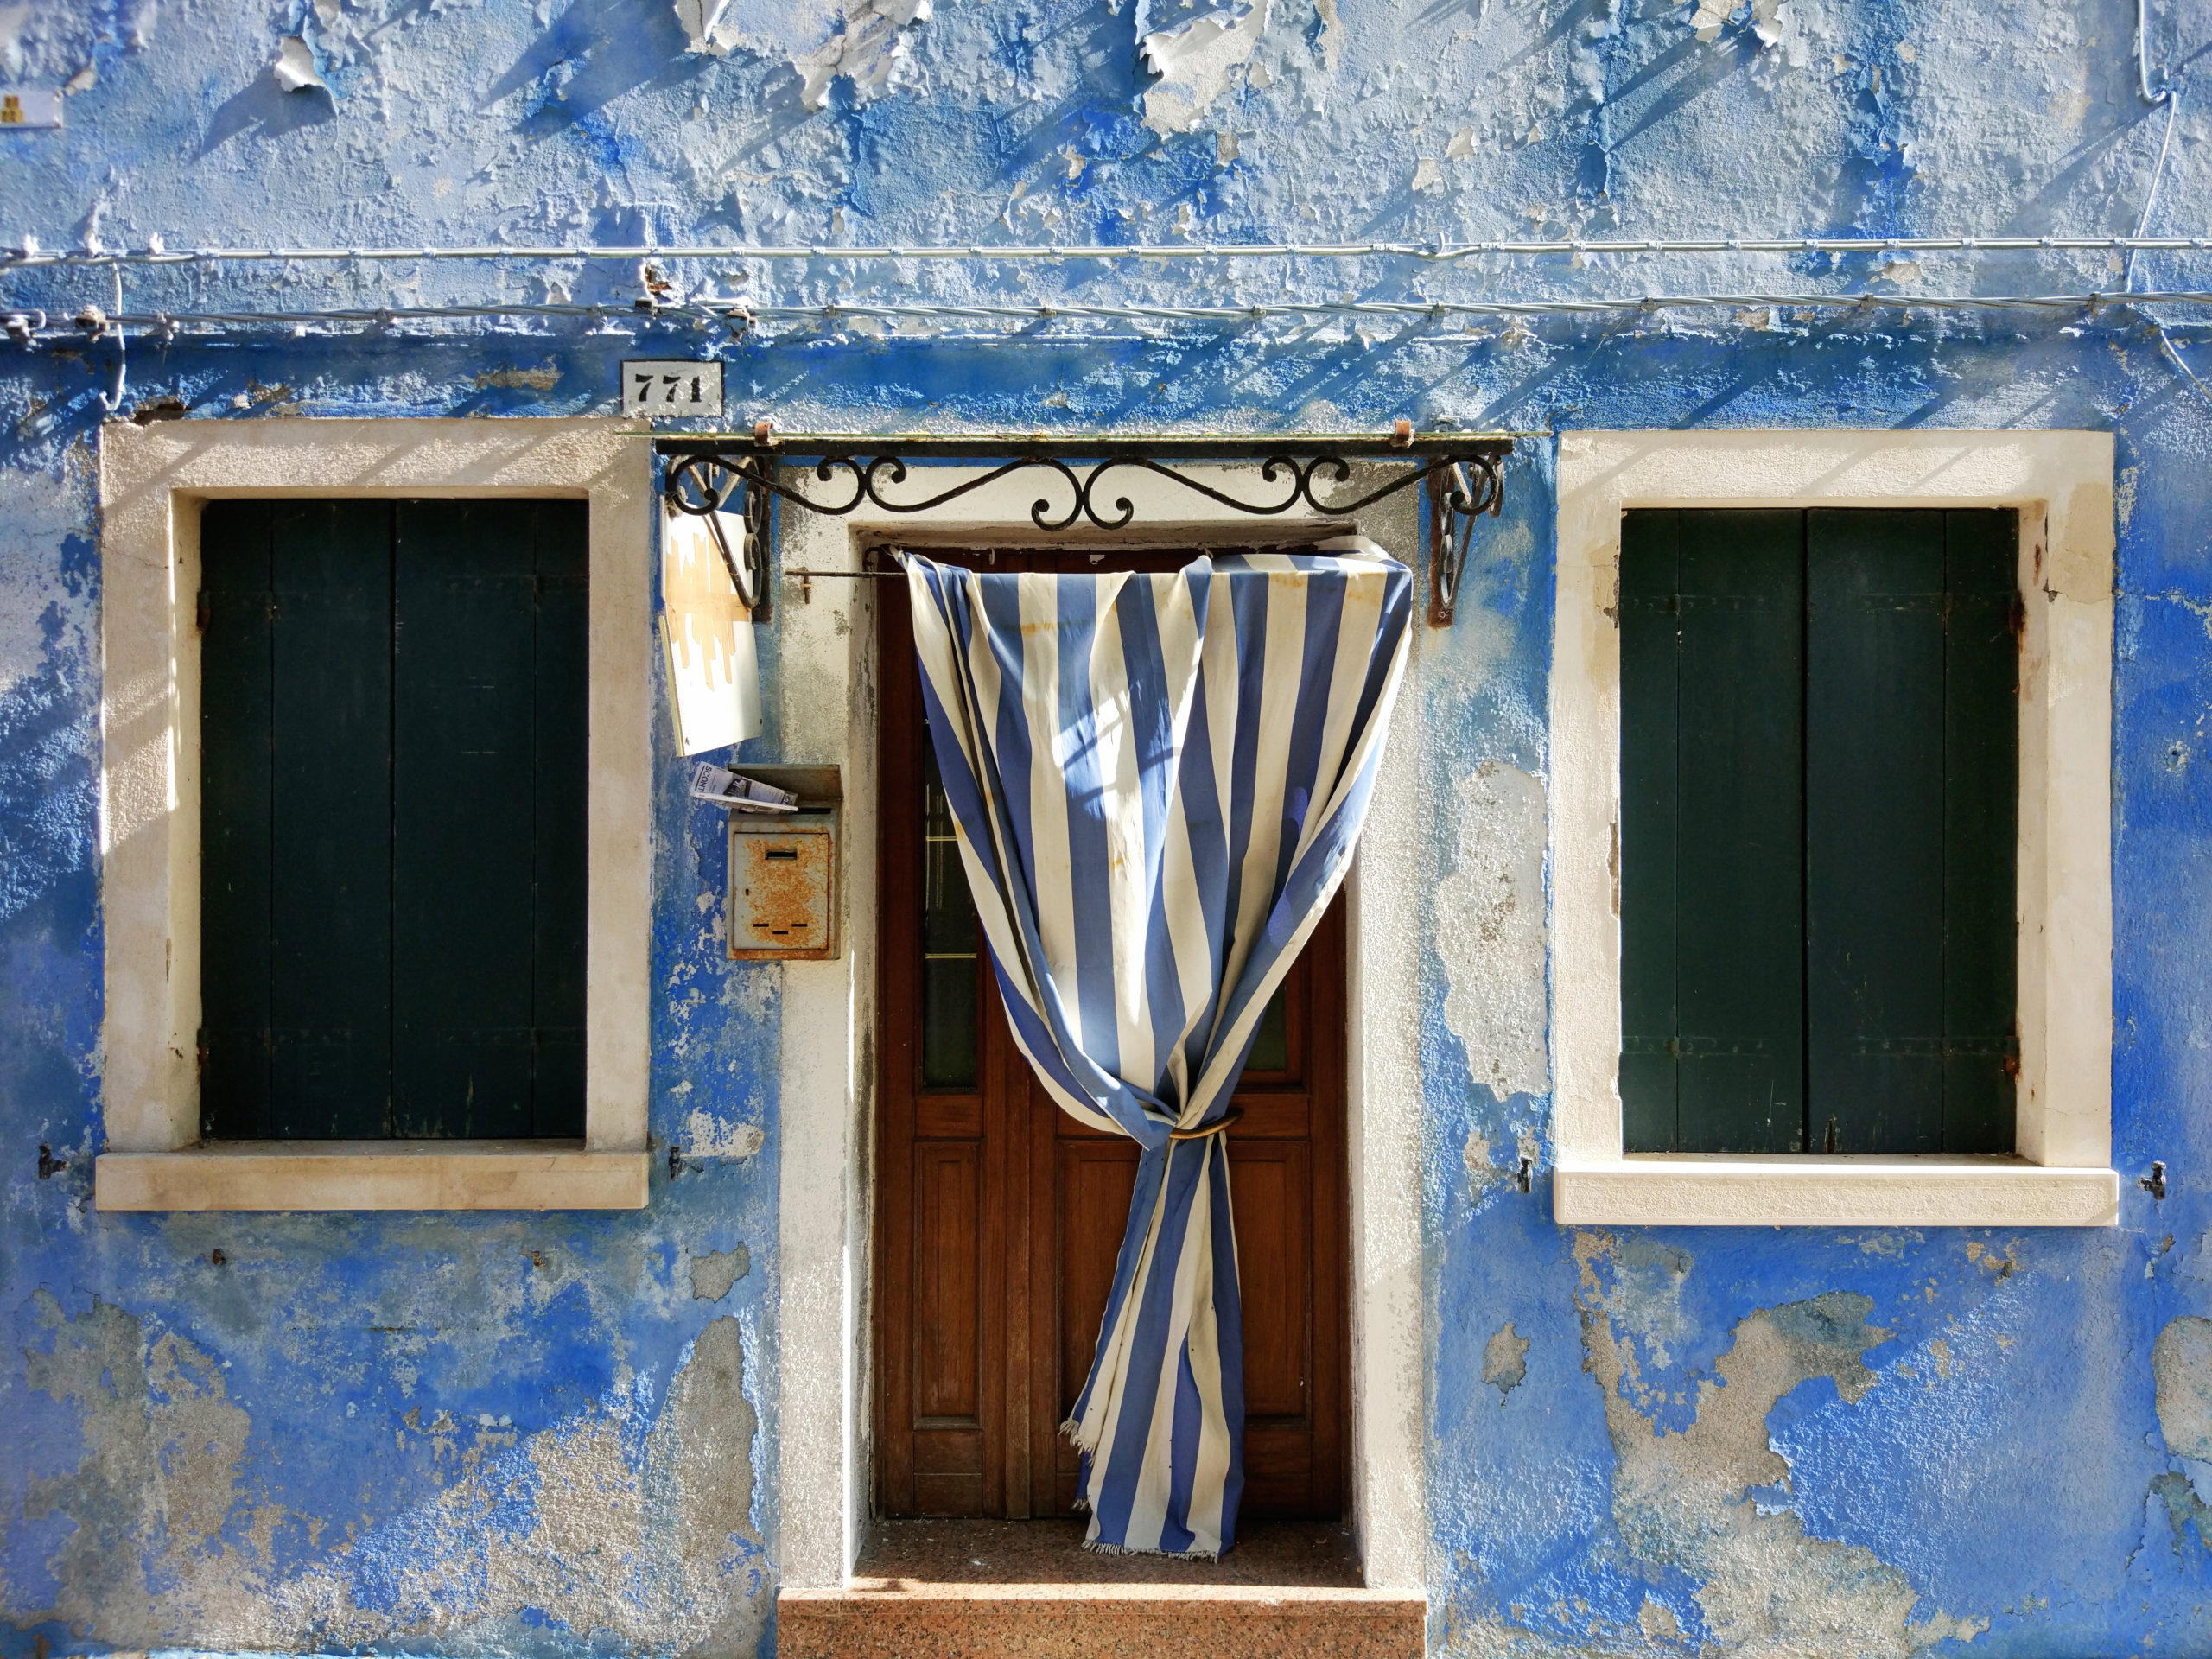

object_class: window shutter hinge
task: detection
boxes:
[194,589,209,633]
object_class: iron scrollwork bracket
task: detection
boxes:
[1425,450,1507,626]
[664,447,777,624]
[660,430,1511,627]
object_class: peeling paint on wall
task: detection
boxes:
[681,0,931,110]
[1575,1238,1989,1656]
[1136,0,1268,135]
[10,1294,767,1655]
[271,37,325,94]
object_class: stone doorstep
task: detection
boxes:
[777,1584,1427,1659]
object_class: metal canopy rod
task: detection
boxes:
[658,423,1512,626]
[653,431,1515,461]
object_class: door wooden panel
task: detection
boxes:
[914,1143,982,1420]
[875,550,1349,1525]
[1229,1142,1310,1420]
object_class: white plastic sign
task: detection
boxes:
[659,505,761,755]
[623,359,723,418]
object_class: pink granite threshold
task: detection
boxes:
[779,1520,1426,1658]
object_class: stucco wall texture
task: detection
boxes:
[3,0,2211,1654]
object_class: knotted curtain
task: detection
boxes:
[905,548,1414,1557]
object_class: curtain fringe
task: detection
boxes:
[1079,1538,1223,1561]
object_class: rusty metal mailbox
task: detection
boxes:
[726,766,839,960]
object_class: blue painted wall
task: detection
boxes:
[2,0,2209,1653]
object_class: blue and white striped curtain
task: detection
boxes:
[905,547,1414,1557]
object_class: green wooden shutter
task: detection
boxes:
[392,500,588,1138]
[269,501,397,1137]
[199,501,277,1139]
[1618,511,1681,1151]
[1621,510,1807,1153]
[1806,508,1948,1152]
[1620,506,2018,1156]
[530,506,591,1138]
[200,499,587,1141]
[1939,511,2021,1152]
[200,500,396,1139]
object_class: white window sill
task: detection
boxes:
[93,1141,651,1211]
[1553,1154,2119,1228]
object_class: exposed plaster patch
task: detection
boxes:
[16,1294,281,1643]
[683,1109,766,1160]
[1481,1322,1529,1398]
[2154,1315,2212,1464]
[690,1244,752,1300]
[1136,0,1269,136]
[473,363,561,391]
[1411,156,1441,193]
[1575,1237,1987,1655]
[1434,760,1549,1103]
[1638,1595,1682,1641]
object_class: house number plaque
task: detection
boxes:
[622,359,724,419]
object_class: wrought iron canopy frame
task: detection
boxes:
[655,429,1512,626]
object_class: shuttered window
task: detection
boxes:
[198,499,588,1140]
[1620,508,2019,1155]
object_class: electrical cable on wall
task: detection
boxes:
[3,236,2210,268]
[3,290,2210,345]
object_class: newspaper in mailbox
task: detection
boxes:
[690,763,799,813]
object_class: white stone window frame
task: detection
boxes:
[95,418,652,1212]
[770,463,1431,1597]
[1551,429,2120,1229]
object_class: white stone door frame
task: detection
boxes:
[770,461,1432,1592]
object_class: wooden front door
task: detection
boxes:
[874,553,1349,1523]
